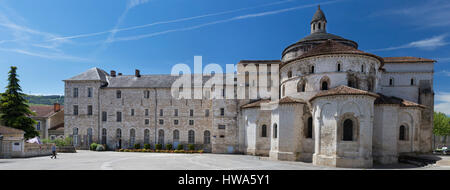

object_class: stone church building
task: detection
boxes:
[64,6,435,168]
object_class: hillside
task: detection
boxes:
[24,95,64,105]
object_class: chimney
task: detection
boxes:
[135,69,141,77]
[53,103,61,112]
[111,70,116,77]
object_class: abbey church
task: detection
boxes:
[64,6,435,168]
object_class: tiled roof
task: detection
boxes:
[278,96,307,104]
[49,123,64,131]
[282,40,384,68]
[105,74,217,88]
[0,125,25,134]
[374,94,426,108]
[383,57,436,63]
[241,99,271,109]
[64,67,109,82]
[310,85,379,101]
[29,105,64,118]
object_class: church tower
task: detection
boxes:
[310,5,327,34]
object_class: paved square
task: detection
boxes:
[0,151,448,170]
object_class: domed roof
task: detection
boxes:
[281,40,384,68]
[311,5,327,24]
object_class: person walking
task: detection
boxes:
[51,144,57,159]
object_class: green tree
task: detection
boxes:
[0,66,38,139]
[433,112,450,136]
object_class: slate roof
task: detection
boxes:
[383,57,436,64]
[29,105,64,118]
[374,94,426,108]
[64,67,109,82]
[310,85,379,101]
[0,125,25,134]
[282,40,384,68]
[311,5,327,23]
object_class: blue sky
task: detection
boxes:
[0,0,449,114]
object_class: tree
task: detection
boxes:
[433,112,450,137]
[0,66,38,139]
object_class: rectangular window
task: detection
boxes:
[117,112,122,122]
[131,109,135,116]
[144,90,150,99]
[102,111,107,122]
[218,125,226,130]
[36,122,41,131]
[159,119,164,125]
[87,105,93,115]
[220,108,225,116]
[174,109,178,116]
[189,120,194,125]
[174,120,179,125]
[73,105,78,115]
[205,109,210,117]
[145,109,149,116]
[87,87,93,97]
[73,88,78,98]
[145,119,149,125]
[160,109,163,116]
[190,109,194,117]
[220,135,225,138]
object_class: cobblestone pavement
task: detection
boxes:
[0,150,448,170]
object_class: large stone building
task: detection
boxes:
[64,6,435,168]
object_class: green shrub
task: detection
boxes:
[90,143,98,151]
[155,144,162,150]
[166,144,173,150]
[144,144,151,149]
[96,145,105,151]
[134,144,141,149]
[188,144,195,151]
[177,144,184,150]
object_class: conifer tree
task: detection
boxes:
[0,66,38,139]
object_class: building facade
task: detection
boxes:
[29,103,64,140]
[64,6,435,168]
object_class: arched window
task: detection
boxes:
[73,128,79,146]
[273,123,278,139]
[261,125,267,137]
[116,90,121,99]
[188,130,195,144]
[321,81,328,90]
[399,125,406,141]
[144,129,150,145]
[173,130,180,143]
[129,129,136,147]
[158,129,164,145]
[343,119,353,141]
[410,78,414,86]
[313,24,316,30]
[297,81,306,92]
[101,128,107,145]
[204,130,211,144]
[87,128,93,146]
[318,23,321,29]
[306,117,313,139]
[311,66,315,73]
[337,64,341,72]
[361,65,364,72]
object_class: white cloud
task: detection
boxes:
[435,92,450,115]
[110,0,341,42]
[369,34,448,52]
